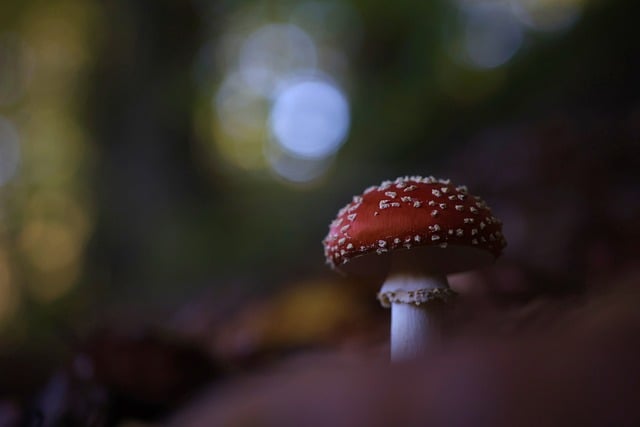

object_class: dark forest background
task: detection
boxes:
[0,0,638,425]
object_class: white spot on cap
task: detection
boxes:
[340,224,350,233]
[463,218,474,224]
[403,185,417,192]
[428,224,441,232]
[428,200,436,207]
[455,205,464,211]
[431,234,441,241]
[385,191,397,198]
[448,229,454,235]
[431,210,439,217]
[376,248,388,254]
[379,200,390,209]
[471,228,478,235]
[364,186,377,194]
[439,203,447,209]
[374,211,379,216]
[440,187,448,193]
[401,196,412,202]
[456,228,464,237]
[338,237,346,245]
[470,206,478,214]
[439,242,448,248]
[456,185,468,193]
[457,194,466,201]
[413,201,422,208]
[448,195,457,201]
[432,189,442,197]
[479,221,486,229]
[414,235,421,242]
[378,240,387,247]
[393,238,401,244]
[346,243,354,249]
[348,213,357,221]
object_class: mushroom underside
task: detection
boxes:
[336,244,495,278]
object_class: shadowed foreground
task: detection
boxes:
[171,270,640,427]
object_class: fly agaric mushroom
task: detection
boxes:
[323,176,506,360]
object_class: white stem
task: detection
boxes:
[380,272,449,362]
[390,302,432,360]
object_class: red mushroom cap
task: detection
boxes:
[323,176,506,277]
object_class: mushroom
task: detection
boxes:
[323,176,506,361]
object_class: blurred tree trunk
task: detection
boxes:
[87,0,205,298]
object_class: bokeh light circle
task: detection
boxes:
[238,23,317,97]
[462,3,524,69]
[269,77,349,159]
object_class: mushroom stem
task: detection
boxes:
[379,269,450,362]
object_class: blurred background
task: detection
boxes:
[0,0,639,425]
